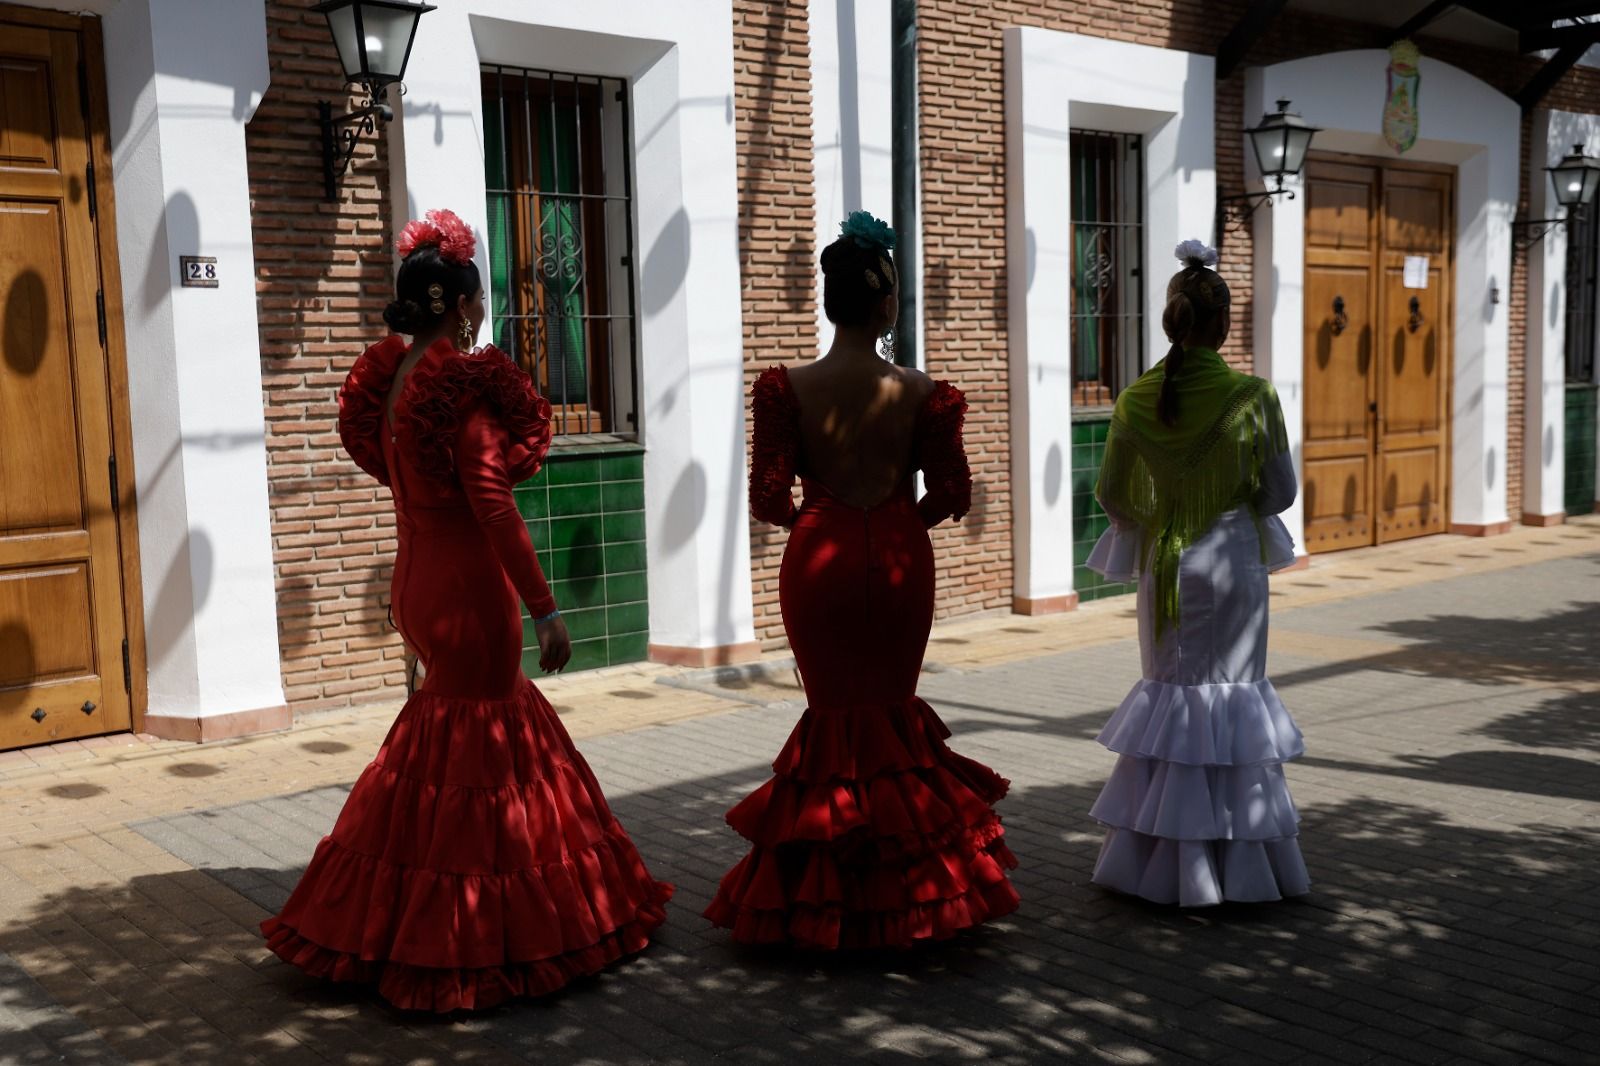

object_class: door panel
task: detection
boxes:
[1303,161,1378,551]
[0,53,58,170]
[1304,156,1453,553]
[2,202,88,533]
[0,18,130,748]
[1377,168,1451,544]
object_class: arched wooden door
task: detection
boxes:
[0,10,143,750]
[1302,155,1454,553]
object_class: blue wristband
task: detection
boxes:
[533,609,562,625]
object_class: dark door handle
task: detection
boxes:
[1408,295,1424,333]
[1332,295,1348,336]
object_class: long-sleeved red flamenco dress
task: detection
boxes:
[704,367,1020,948]
[261,336,673,1011]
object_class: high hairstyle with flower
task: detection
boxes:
[384,209,482,337]
[1158,239,1231,425]
[396,209,476,266]
[820,210,899,328]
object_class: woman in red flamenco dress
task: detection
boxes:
[705,212,1020,949]
[261,210,672,1012]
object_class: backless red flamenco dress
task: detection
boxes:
[261,336,672,1011]
[704,366,1020,948]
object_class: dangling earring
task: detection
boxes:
[456,315,475,351]
[878,327,895,361]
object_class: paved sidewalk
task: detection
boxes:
[1,520,1596,1065]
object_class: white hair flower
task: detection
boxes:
[1174,240,1219,269]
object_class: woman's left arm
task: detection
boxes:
[916,382,973,528]
[1253,386,1297,515]
[455,405,559,621]
[1254,451,1298,516]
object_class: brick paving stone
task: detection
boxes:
[0,537,1597,1063]
[0,951,127,1065]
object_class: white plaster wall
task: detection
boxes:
[1003,27,1216,605]
[101,0,286,720]
[1526,110,1600,518]
[1248,51,1520,537]
[809,0,892,352]
[392,2,753,653]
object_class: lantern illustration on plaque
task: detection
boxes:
[1384,40,1421,155]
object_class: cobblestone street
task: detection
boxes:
[1,520,1597,1065]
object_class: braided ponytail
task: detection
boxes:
[1158,290,1196,426]
[1157,240,1230,426]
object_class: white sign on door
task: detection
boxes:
[1403,256,1429,289]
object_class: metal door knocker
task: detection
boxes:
[1408,295,1424,333]
[1331,295,1348,336]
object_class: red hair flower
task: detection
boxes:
[396,208,476,266]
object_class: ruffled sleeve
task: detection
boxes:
[749,367,800,527]
[396,342,554,485]
[336,335,408,486]
[914,381,972,528]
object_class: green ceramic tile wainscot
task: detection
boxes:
[547,457,602,487]
[601,479,646,512]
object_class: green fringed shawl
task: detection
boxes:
[1096,347,1290,637]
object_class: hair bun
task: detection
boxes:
[1174,239,1220,269]
[383,298,424,335]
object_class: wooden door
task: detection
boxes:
[1303,156,1453,552]
[0,17,133,747]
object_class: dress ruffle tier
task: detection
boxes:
[1088,677,1310,907]
[261,681,672,1013]
[704,697,1020,949]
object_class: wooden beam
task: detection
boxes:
[1516,41,1589,110]
[1217,0,1291,80]
[1390,0,1460,44]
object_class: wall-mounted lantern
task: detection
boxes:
[315,0,435,201]
[1218,99,1320,233]
[1514,143,1600,248]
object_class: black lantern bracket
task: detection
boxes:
[1511,207,1585,250]
[1217,178,1296,234]
[321,93,394,202]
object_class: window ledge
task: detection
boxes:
[549,434,644,456]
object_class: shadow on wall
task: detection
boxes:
[641,206,690,317]
[659,461,706,553]
[145,528,215,669]
[0,623,34,713]
[144,190,199,313]
[3,269,49,377]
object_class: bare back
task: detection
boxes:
[785,356,935,509]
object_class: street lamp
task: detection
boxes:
[315,0,435,201]
[1218,99,1320,233]
[1515,143,1600,247]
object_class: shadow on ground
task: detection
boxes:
[2,764,1596,1065]
[3,565,1598,1063]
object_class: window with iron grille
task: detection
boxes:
[1069,130,1144,409]
[1566,203,1599,384]
[483,66,640,438]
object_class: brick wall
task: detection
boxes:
[1509,113,1533,522]
[249,0,404,712]
[732,0,822,647]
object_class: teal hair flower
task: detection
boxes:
[840,210,896,252]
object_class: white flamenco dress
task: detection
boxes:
[1085,450,1310,906]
